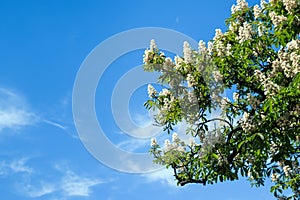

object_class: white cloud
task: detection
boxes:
[43,119,67,130]
[61,170,103,197]
[24,182,56,198]
[21,169,104,198]
[0,87,38,132]
[0,157,33,175]
[116,137,150,152]
[9,157,33,174]
[142,169,177,187]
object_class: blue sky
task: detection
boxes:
[0,0,277,199]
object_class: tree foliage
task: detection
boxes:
[143,0,300,199]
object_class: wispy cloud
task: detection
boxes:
[43,119,67,130]
[24,182,56,198]
[61,170,103,197]
[20,166,104,199]
[0,87,38,132]
[8,157,33,174]
[0,157,33,175]
[142,169,177,187]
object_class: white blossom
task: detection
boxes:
[238,22,253,43]
[164,139,171,151]
[172,132,180,143]
[271,173,279,182]
[143,49,152,63]
[198,40,207,53]
[213,29,223,41]
[257,22,265,36]
[214,40,226,56]
[160,88,171,96]
[176,145,186,153]
[188,91,197,103]
[286,39,300,51]
[229,21,237,32]
[254,70,280,96]
[213,70,223,82]
[231,0,249,14]
[282,0,298,14]
[174,56,184,70]
[147,84,157,98]
[151,137,157,147]
[289,52,300,77]
[233,92,239,102]
[149,39,157,52]
[188,138,197,148]
[272,47,300,78]
[207,41,213,54]
[231,5,238,14]
[202,130,225,150]
[227,43,232,56]
[187,74,196,87]
[240,112,255,132]
[253,5,261,18]
[283,165,292,177]
[269,12,288,27]
[183,41,193,64]
[163,57,175,70]
[260,0,267,9]
[269,0,275,4]
[247,93,260,110]
[220,97,230,111]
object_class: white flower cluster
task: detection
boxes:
[198,40,207,54]
[213,29,223,41]
[233,92,239,102]
[231,0,249,14]
[143,39,157,64]
[220,97,231,111]
[240,112,255,132]
[183,41,193,64]
[147,84,157,98]
[257,22,266,36]
[160,89,174,111]
[201,130,225,151]
[269,11,288,27]
[290,103,300,117]
[246,93,260,110]
[148,87,177,125]
[283,165,292,177]
[237,22,253,43]
[229,21,237,32]
[287,39,300,51]
[213,29,232,56]
[163,57,175,70]
[164,132,186,153]
[143,49,153,64]
[269,142,280,156]
[282,0,298,14]
[212,70,223,82]
[150,137,157,147]
[272,45,300,78]
[254,70,280,96]
[186,74,197,87]
[174,56,185,71]
[269,0,275,4]
[160,88,171,96]
[271,173,279,182]
[150,39,157,52]
[260,0,267,9]
[253,4,262,19]
[188,91,197,103]
[154,89,176,121]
